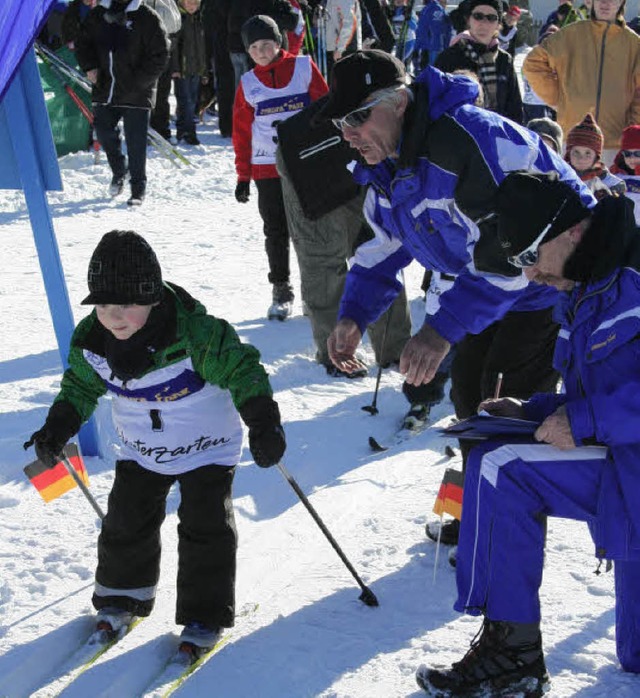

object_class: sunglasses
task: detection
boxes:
[622,149,640,158]
[471,11,500,22]
[331,96,384,132]
[507,199,568,269]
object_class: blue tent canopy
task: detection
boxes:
[0,1,56,103]
[0,0,99,455]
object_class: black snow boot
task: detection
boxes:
[267,282,294,321]
[416,619,549,697]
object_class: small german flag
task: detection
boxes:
[23,443,89,503]
[433,468,464,521]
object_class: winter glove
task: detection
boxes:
[235,180,250,203]
[23,401,82,469]
[239,395,286,467]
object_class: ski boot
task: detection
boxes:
[176,623,222,665]
[416,619,549,697]
[402,403,430,431]
[267,282,294,321]
[91,607,134,644]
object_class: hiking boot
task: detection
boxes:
[268,282,294,321]
[403,403,430,430]
[109,173,126,198]
[127,184,146,207]
[182,132,201,146]
[425,518,460,546]
[416,619,549,697]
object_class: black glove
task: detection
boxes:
[239,395,286,467]
[235,180,250,203]
[23,402,82,469]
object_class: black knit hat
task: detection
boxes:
[315,49,407,121]
[241,15,282,50]
[495,172,591,257]
[82,230,164,305]
[467,0,503,16]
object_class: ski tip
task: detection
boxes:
[368,436,388,452]
[444,445,457,459]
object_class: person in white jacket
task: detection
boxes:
[324,0,362,80]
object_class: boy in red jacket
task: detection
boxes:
[232,15,327,320]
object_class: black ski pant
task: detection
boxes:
[150,65,173,139]
[93,460,237,629]
[451,306,560,471]
[255,177,290,285]
[93,104,149,197]
[208,26,234,137]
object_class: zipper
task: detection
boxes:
[594,22,610,124]
[107,50,115,104]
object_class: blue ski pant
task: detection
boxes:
[454,440,640,673]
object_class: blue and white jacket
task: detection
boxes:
[338,66,595,344]
[524,196,640,561]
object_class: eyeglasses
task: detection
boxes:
[622,149,640,158]
[507,198,568,269]
[331,96,384,132]
[471,11,500,22]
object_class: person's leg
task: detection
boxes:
[366,287,412,366]
[212,30,234,136]
[614,560,640,672]
[230,52,250,94]
[93,460,173,617]
[176,465,237,629]
[150,66,172,139]
[277,148,363,365]
[121,107,151,199]
[480,307,559,403]
[456,441,608,622]
[174,78,189,139]
[93,104,127,180]
[254,177,291,286]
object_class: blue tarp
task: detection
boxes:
[0,1,57,103]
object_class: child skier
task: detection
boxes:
[232,14,328,320]
[611,124,640,224]
[564,113,625,200]
[24,230,286,661]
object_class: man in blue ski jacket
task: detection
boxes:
[416,172,640,696]
[317,48,595,551]
[317,50,593,399]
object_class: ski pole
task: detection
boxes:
[275,462,379,607]
[361,310,392,416]
[60,455,105,520]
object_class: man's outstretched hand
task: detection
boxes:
[327,318,365,374]
[399,324,450,385]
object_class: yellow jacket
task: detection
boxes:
[523,20,640,148]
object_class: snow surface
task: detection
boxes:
[0,116,639,698]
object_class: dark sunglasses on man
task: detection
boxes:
[331,96,385,132]
[471,11,500,22]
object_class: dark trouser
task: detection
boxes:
[150,66,173,139]
[93,104,150,195]
[174,75,200,138]
[93,460,237,629]
[209,28,234,137]
[451,307,560,470]
[255,177,290,285]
